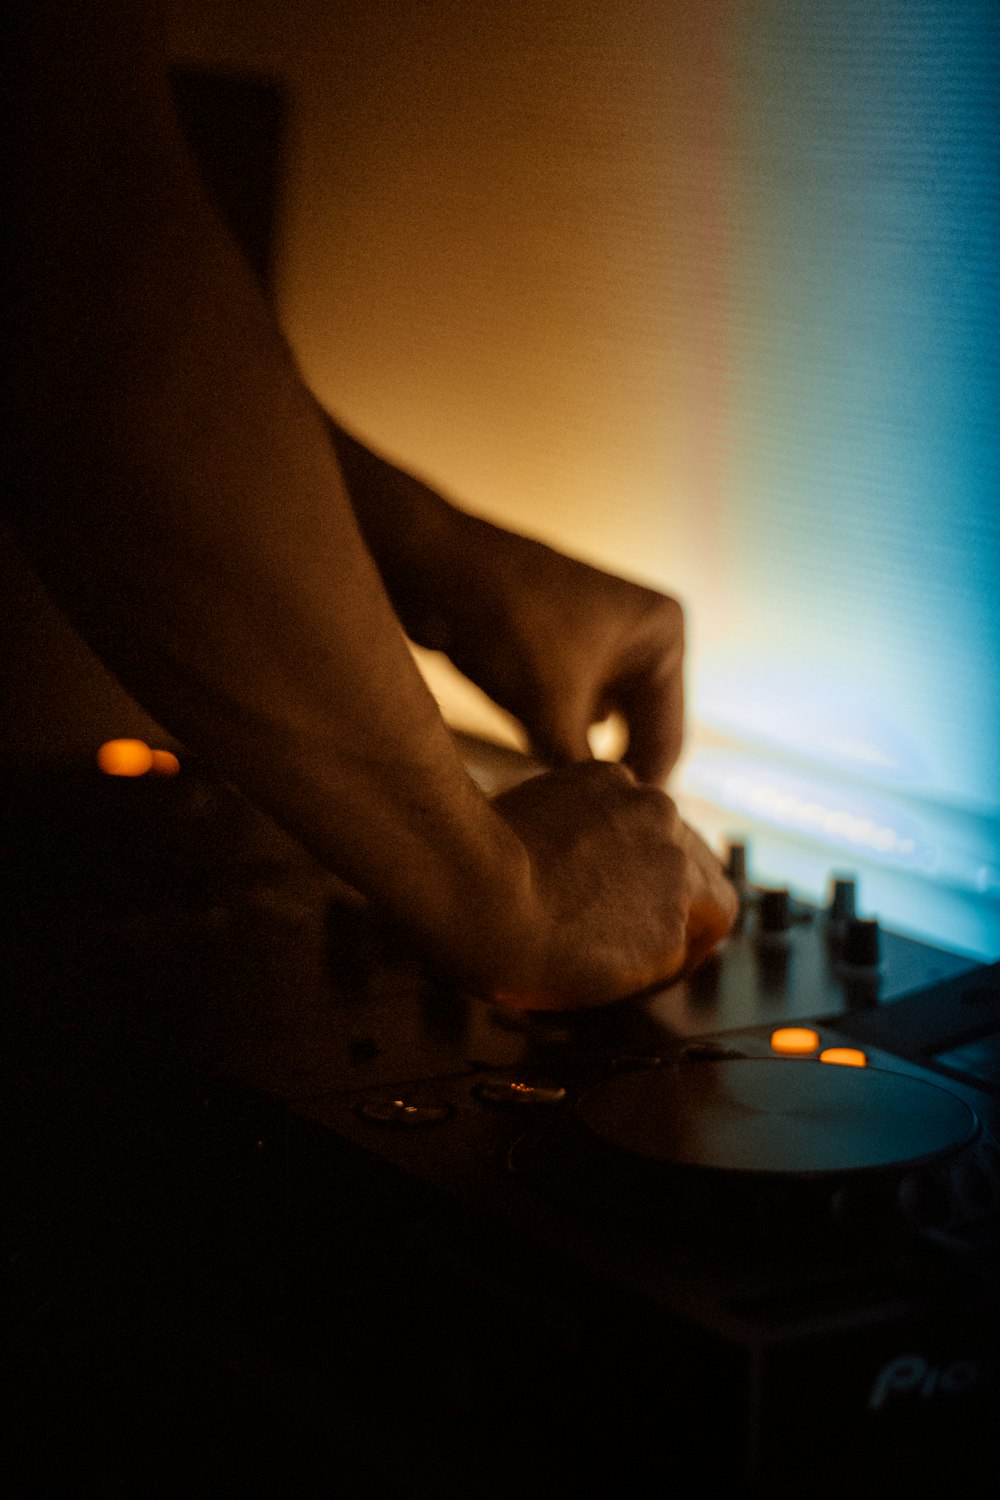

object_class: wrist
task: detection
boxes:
[265,712,538,999]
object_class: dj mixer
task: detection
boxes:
[286,858,1000,1492]
[5,754,999,1494]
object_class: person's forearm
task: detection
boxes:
[325,417,471,653]
[8,1,532,990]
[9,3,737,1009]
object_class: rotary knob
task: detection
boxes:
[827,876,857,929]
[725,840,749,887]
[758,887,792,935]
[841,916,881,968]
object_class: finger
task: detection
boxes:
[616,662,685,785]
[527,690,596,768]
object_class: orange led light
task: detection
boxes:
[149,749,181,776]
[819,1047,868,1068]
[96,738,154,777]
[770,1027,821,1056]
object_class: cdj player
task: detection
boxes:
[287,858,1000,1492]
[5,747,999,1495]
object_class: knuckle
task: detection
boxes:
[645,592,684,646]
[592,759,639,791]
[641,786,680,832]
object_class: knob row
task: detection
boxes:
[724,842,881,966]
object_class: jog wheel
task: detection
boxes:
[508,1059,1000,1252]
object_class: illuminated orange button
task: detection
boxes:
[819,1046,868,1068]
[149,749,181,776]
[770,1027,821,1056]
[96,738,154,777]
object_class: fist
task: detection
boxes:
[490,761,738,1010]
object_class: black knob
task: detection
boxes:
[759,887,792,934]
[842,916,881,968]
[725,840,748,885]
[828,876,857,924]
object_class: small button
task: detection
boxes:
[474,1079,567,1106]
[770,1027,821,1056]
[355,1096,453,1126]
[819,1046,868,1068]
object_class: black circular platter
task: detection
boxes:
[508,1059,996,1251]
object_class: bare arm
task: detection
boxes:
[8,1,735,1007]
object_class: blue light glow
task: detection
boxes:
[684,0,999,956]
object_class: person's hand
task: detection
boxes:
[327,418,685,784]
[487,760,738,1010]
[431,509,685,785]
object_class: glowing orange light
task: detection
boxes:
[149,749,181,776]
[770,1027,821,1056]
[819,1047,868,1068]
[96,738,154,777]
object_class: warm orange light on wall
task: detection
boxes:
[770,1027,820,1056]
[96,738,155,776]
